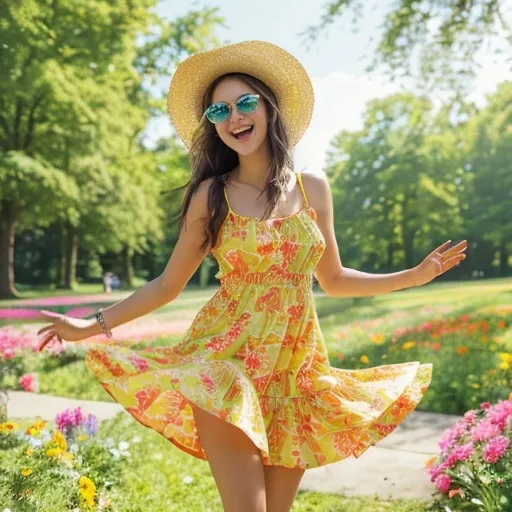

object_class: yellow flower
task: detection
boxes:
[0,421,18,433]
[21,467,33,477]
[46,447,64,458]
[498,353,512,364]
[79,476,97,506]
[402,341,416,351]
[371,333,385,345]
[500,361,510,370]
[25,447,33,456]
[470,383,480,389]
[33,419,47,430]
[52,430,68,451]
[360,355,369,364]
[78,434,89,442]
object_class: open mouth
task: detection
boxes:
[231,125,254,140]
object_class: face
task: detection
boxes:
[209,77,268,157]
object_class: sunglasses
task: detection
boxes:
[204,94,260,124]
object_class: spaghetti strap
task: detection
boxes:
[295,172,310,209]
[223,184,234,213]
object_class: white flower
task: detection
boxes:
[183,476,193,484]
[108,64,115,72]
[104,437,115,448]
[109,448,121,460]
[471,499,484,506]
[3,508,12,512]
[131,435,141,443]
[69,443,79,454]
[40,430,51,442]
[118,441,130,451]
[152,453,162,460]
[28,438,43,448]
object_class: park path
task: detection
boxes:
[8,390,457,501]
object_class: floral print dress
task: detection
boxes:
[85,172,432,469]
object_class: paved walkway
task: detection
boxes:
[7,391,458,501]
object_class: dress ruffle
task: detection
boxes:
[85,342,431,469]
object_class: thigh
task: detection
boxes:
[264,465,305,512]
[191,403,266,512]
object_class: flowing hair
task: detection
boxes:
[174,73,293,252]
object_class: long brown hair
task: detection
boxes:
[175,73,293,252]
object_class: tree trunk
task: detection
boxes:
[500,238,509,277]
[58,222,67,288]
[123,246,134,288]
[63,222,78,289]
[0,200,19,299]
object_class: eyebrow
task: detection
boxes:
[211,92,253,104]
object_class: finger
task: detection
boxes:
[438,255,466,274]
[428,241,451,259]
[37,324,54,336]
[38,333,55,352]
[40,310,63,320]
[442,240,467,258]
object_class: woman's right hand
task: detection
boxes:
[37,310,98,352]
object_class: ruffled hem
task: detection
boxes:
[85,343,432,470]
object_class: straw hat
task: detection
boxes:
[167,40,314,149]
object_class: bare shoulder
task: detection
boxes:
[298,170,331,214]
[186,176,216,223]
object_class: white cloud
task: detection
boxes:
[293,59,511,174]
[293,72,403,174]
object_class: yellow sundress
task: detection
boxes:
[85,172,432,469]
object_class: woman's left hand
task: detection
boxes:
[414,240,468,286]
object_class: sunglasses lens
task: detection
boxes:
[205,103,230,124]
[237,94,259,114]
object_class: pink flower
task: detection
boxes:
[435,474,452,493]
[3,348,14,360]
[480,402,491,410]
[482,436,510,464]
[463,410,477,426]
[471,419,502,442]
[18,373,39,392]
[446,442,474,467]
[55,407,84,432]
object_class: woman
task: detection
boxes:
[38,41,467,512]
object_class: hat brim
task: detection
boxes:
[167,40,314,149]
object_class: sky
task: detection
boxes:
[150,0,511,173]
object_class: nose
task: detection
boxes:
[228,103,243,123]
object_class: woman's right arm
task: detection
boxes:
[82,178,213,338]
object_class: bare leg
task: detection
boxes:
[264,465,305,512]
[191,403,267,512]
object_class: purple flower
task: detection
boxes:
[55,407,84,433]
[84,414,99,436]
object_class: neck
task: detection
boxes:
[235,143,272,188]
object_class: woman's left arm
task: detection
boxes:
[304,172,467,298]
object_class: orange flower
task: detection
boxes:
[456,346,469,355]
[402,341,417,351]
[337,353,344,361]
[424,455,437,468]
[449,489,462,499]
[371,333,385,345]
[431,342,442,351]
[497,320,506,329]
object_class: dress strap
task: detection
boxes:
[295,172,310,209]
[223,184,234,214]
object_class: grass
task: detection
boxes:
[1,415,429,512]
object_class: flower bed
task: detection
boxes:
[0,407,126,511]
[426,395,512,511]
[330,308,512,415]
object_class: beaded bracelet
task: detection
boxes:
[94,308,113,338]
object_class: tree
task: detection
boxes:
[326,93,465,271]
[304,0,511,89]
[464,81,512,277]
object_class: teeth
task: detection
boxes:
[232,126,252,135]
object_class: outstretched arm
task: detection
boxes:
[38,178,214,348]
[303,172,466,298]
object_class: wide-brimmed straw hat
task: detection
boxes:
[167,40,314,149]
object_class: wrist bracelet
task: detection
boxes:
[94,308,113,338]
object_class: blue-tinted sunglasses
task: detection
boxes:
[204,94,260,124]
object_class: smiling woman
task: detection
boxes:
[35,40,468,512]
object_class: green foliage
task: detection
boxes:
[303,0,510,88]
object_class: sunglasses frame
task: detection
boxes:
[204,93,260,124]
